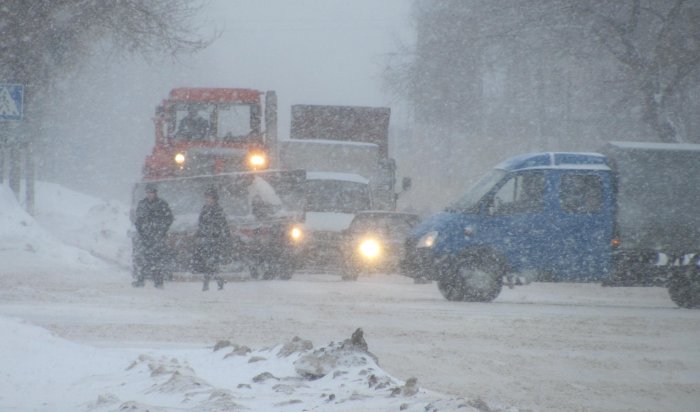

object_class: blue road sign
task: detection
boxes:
[0,83,24,121]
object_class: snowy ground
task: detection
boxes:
[1,182,700,412]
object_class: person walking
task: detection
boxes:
[193,186,230,291]
[132,183,174,288]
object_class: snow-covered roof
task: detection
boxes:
[306,171,370,184]
[608,141,700,152]
[281,138,378,148]
[248,175,282,205]
[496,152,611,172]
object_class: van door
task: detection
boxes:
[550,171,613,280]
[480,170,555,273]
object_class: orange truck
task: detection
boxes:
[142,87,278,178]
[132,88,306,281]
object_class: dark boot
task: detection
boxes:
[154,273,164,289]
[217,277,224,290]
[132,276,145,287]
[202,278,210,291]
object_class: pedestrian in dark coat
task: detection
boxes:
[133,183,174,288]
[193,187,231,291]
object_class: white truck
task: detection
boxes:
[276,105,408,270]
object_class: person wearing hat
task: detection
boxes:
[193,186,231,291]
[176,105,209,140]
[132,183,174,288]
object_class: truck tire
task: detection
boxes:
[341,273,359,281]
[274,262,294,280]
[340,262,360,281]
[668,267,700,309]
[248,265,259,279]
[261,264,276,280]
[248,264,269,280]
[438,252,504,302]
[250,261,294,280]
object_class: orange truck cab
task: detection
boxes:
[143,88,277,179]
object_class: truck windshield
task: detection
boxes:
[217,104,256,140]
[449,169,506,212]
[305,180,371,213]
[172,103,256,142]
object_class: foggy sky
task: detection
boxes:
[44,0,412,202]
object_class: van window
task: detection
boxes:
[560,174,603,214]
[451,169,506,211]
[492,172,545,215]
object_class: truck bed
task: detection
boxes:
[600,141,700,254]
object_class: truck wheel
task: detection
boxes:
[248,264,262,280]
[261,264,276,280]
[340,265,360,281]
[413,276,432,284]
[275,262,294,280]
[438,252,504,302]
[668,268,700,309]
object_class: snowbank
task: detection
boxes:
[0,316,483,411]
[0,184,114,274]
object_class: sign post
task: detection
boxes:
[0,83,27,211]
[0,83,23,121]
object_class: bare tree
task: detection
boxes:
[0,0,210,89]
[0,0,211,204]
[571,0,700,142]
[386,0,700,145]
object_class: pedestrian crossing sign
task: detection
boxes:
[0,83,24,121]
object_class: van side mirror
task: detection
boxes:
[482,195,497,216]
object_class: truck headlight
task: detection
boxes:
[248,152,267,170]
[358,238,381,259]
[174,152,186,166]
[289,226,303,242]
[417,231,438,248]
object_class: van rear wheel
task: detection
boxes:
[668,267,700,308]
[438,252,504,302]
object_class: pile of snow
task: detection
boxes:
[33,181,132,268]
[249,175,283,206]
[1,316,487,411]
[0,184,115,274]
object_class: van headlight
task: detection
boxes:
[417,231,438,248]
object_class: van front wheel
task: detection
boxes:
[438,252,504,302]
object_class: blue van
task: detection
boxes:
[401,143,700,307]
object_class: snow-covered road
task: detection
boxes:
[2,182,699,411]
[2,267,698,412]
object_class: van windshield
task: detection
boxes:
[449,169,506,212]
